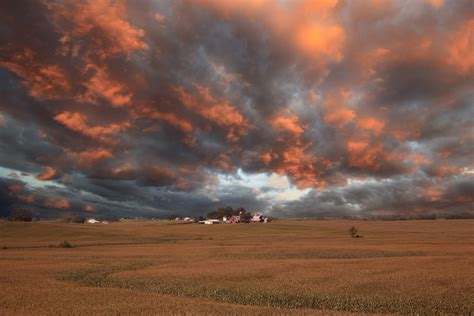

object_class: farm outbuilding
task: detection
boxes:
[229,215,240,224]
[251,213,264,222]
[198,219,221,224]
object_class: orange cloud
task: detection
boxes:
[385,116,424,141]
[273,145,326,189]
[294,22,345,62]
[194,0,345,67]
[260,152,272,165]
[71,148,114,167]
[428,164,461,178]
[174,85,248,142]
[0,49,71,100]
[7,184,23,194]
[355,47,390,80]
[55,112,88,132]
[110,163,136,179]
[324,108,355,127]
[388,128,422,141]
[292,0,339,20]
[54,111,128,143]
[83,204,96,212]
[446,19,474,75]
[212,152,236,172]
[208,146,241,172]
[138,107,193,133]
[347,140,383,170]
[174,166,215,190]
[192,0,273,19]
[191,85,245,126]
[143,165,177,186]
[17,194,36,204]
[43,197,70,209]
[422,184,444,202]
[349,0,397,24]
[426,0,444,8]
[76,63,132,107]
[322,89,355,127]
[409,153,431,165]
[36,167,59,181]
[356,117,385,135]
[50,0,147,56]
[271,113,304,137]
[154,12,166,23]
[290,0,345,63]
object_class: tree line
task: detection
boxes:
[168,206,255,222]
[206,206,253,222]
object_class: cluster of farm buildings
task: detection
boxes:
[197,212,270,224]
[83,210,272,225]
[84,212,270,225]
[85,218,110,224]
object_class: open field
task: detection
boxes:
[1,219,473,315]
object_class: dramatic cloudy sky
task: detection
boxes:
[0,0,473,218]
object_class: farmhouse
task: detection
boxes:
[198,219,221,225]
[251,213,264,222]
[229,215,240,224]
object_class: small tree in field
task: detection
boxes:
[58,241,73,248]
[348,226,360,238]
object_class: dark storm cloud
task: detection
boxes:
[272,174,474,218]
[0,0,472,218]
[0,178,20,217]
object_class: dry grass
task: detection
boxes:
[0,219,473,314]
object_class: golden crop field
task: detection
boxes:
[1,219,473,315]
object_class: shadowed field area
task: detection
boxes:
[1,219,473,315]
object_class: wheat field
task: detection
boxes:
[1,219,473,315]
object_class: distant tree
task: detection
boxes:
[348,226,361,238]
[197,216,205,221]
[218,206,234,218]
[207,206,254,221]
[234,207,247,215]
[207,206,234,219]
[443,212,474,220]
[71,216,86,224]
[206,211,217,219]
[104,217,120,223]
[10,208,33,222]
[240,211,252,223]
[168,214,181,220]
[58,240,73,248]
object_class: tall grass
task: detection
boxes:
[2,219,473,314]
[57,261,472,314]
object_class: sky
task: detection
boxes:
[0,0,473,218]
